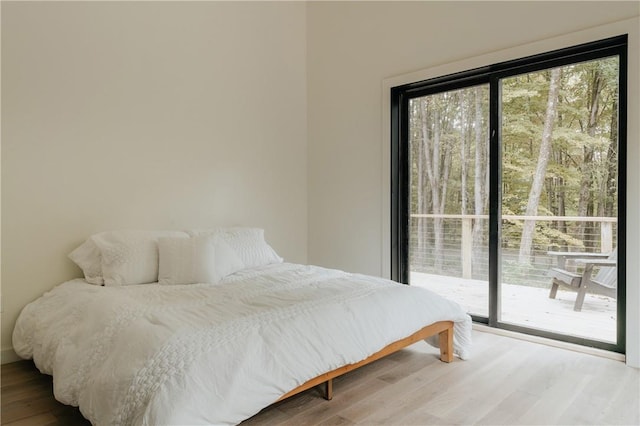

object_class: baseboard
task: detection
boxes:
[472,323,626,363]
[1,348,21,365]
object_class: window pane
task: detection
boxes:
[408,84,490,317]
[500,57,619,342]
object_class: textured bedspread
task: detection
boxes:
[13,263,472,425]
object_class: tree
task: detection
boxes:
[472,86,489,272]
[518,67,562,264]
[407,56,618,279]
[419,97,453,272]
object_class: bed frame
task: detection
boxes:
[277,320,454,402]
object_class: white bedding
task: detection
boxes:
[13,263,472,426]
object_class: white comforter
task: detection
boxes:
[13,263,472,426]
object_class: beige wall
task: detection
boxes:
[307,2,640,366]
[1,1,308,358]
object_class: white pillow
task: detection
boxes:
[68,239,104,285]
[212,237,247,278]
[158,235,244,285]
[187,228,283,270]
[91,230,188,286]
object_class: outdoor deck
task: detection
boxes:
[411,271,617,343]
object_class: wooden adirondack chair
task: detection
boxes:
[547,248,617,312]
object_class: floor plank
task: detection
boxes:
[1,361,90,426]
[2,330,638,425]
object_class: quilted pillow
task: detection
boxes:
[91,230,188,286]
[158,235,244,285]
[187,228,282,270]
[68,238,104,285]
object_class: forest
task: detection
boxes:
[409,56,619,284]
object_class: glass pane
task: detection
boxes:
[500,57,619,342]
[408,84,490,317]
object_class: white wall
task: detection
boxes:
[2,0,639,366]
[307,1,640,366]
[1,1,308,359]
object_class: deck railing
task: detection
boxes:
[410,214,617,286]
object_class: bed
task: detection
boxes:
[12,229,472,425]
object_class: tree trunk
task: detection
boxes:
[420,99,439,272]
[472,87,487,274]
[604,95,618,217]
[577,67,603,247]
[420,97,452,273]
[416,108,426,267]
[432,108,444,272]
[460,93,468,216]
[518,68,562,264]
[550,100,563,244]
[558,177,567,248]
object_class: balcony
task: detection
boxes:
[409,214,617,343]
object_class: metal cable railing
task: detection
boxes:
[409,214,617,287]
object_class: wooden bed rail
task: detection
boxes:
[277,320,454,402]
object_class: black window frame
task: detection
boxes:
[391,35,627,354]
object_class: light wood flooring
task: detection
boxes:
[2,330,639,425]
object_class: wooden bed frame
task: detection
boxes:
[277,320,454,402]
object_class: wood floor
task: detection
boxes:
[1,361,89,426]
[2,330,638,425]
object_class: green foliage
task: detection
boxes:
[410,56,619,263]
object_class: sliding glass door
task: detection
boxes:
[391,36,626,352]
